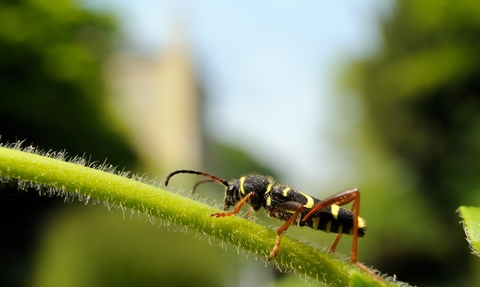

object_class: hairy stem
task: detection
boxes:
[0,145,394,287]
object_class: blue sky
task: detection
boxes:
[85,0,393,189]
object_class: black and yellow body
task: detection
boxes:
[208,174,367,237]
[165,169,380,281]
[266,184,366,236]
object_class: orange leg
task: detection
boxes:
[211,192,255,217]
[329,201,356,254]
[267,201,304,260]
[302,189,360,261]
[301,189,385,282]
[243,209,253,219]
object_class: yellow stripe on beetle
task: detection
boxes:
[358,217,367,229]
[265,183,273,194]
[239,176,246,194]
[299,192,315,208]
[330,204,340,219]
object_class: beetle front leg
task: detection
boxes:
[211,192,255,218]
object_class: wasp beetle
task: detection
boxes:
[165,169,381,280]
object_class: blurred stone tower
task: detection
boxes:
[105,26,203,173]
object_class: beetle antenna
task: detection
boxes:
[190,179,215,194]
[164,169,230,188]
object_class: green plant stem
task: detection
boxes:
[0,146,393,287]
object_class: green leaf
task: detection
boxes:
[457,206,480,256]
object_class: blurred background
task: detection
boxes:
[1,0,480,286]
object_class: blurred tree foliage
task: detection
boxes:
[0,1,138,286]
[0,0,135,162]
[342,0,480,286]
[206,140,279,181]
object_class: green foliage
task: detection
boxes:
[458,206,480,257]
[340,0,480,285]
[0,2,138,286]
[0,0,134,163]
[345,0,480,211]
[0,144,405,287]
[205,140,280,180]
